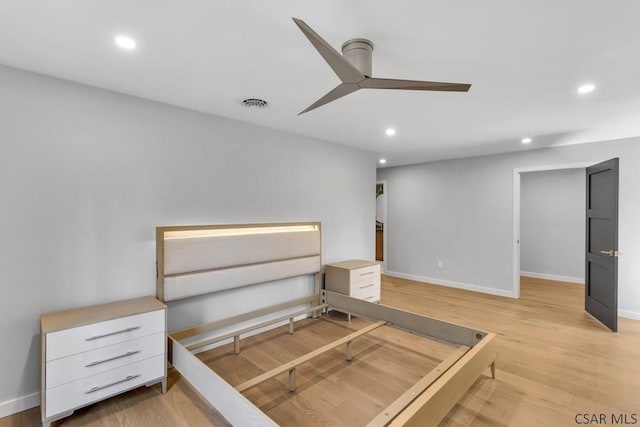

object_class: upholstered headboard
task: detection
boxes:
[156,223,322,303]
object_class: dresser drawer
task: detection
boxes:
[46,332,165,389]
[350,276,381,296]
[351,283,381,301]
[46,310,165,361]
[349,265,379,282]
[45,354,165,418]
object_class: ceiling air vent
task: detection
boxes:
[242,98,268,108]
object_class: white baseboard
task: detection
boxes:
[520,271,584,284]
[0,391,39,418]
[619,309,640,320]
[385,271,518,299]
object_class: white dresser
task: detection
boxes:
[325,260,381,303]
[40,296,167,427]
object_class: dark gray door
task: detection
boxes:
[585,158,619,332]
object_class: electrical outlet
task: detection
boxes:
[437,260,444,268]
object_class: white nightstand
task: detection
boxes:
[40,296,167,427]
[325,259,381,303]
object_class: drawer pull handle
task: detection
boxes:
[359,283,375,289]
[359,271,375,276]
[85,374,140,394]
[85,326,140,341]
[85,350,140,367]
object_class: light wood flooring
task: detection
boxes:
[198,311,458,426]
[2,276,639,426]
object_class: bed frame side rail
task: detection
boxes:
[170,337,278,427]
[323,290,487,347]
[367,344,470,427]
[388,332,497,427]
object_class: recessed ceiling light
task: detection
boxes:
[521,137,532,144]
[115,35,137,50]
[385,128,396,137]
[379,158,387,164]
[577,83,595,94]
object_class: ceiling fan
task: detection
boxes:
[292,18,471,115]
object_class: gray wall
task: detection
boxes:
[0,65,376,407]
[377,138,640,318]
[520,169,585,282]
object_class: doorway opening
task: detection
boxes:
[512,163,592,298]
[376,181,387,272]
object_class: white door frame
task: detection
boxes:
[377,180,388,273]
[512,162,593,298]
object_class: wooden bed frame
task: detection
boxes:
[156,222,496,427]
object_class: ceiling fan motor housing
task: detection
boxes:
[341,38,374,77]
[292,18,470,114]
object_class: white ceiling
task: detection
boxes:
[1,1,639,167]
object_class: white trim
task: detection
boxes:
[619,309,640,320]
[0,392,39,418]
[512,162,593,298]
[513,163,594,174]
[385,270,517,299]
[520,271,584,284]
[512,170,521,298]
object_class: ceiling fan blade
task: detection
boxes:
[359,77,471,92]
[299,83,360,115]
[292,18,365,84]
